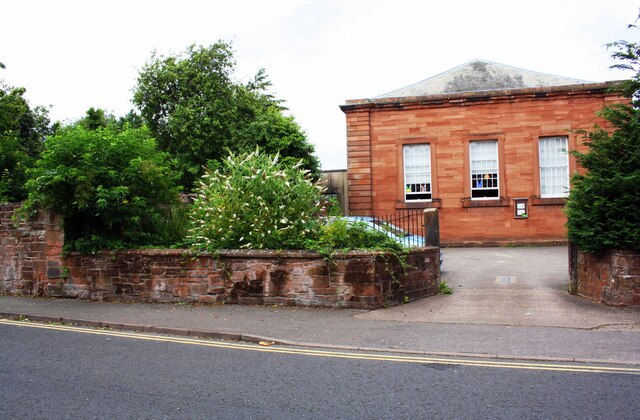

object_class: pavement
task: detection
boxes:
[2,246,640,365]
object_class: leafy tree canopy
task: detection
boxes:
[23,117,182,253]
[77,107,144,131]
[0,66,52,201]
[567,21,640,253]
[132,42,320,191]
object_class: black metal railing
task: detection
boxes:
[349,209,425,248]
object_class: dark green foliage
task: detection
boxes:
[116,110,145,129]
[607,30,640,100]
[23,123,182,253]
[133,42,320,191]
[311,218,404,252]
[76,107,144,131]
[0,73,52,201]
[566,24,640,253]
[78,107,110,130]
[567,105,640,253]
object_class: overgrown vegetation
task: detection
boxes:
[4,42,323,253]
[567,22,640,253]
[188,149,408,256]
[133,42,320,191]
[0,65,53,202]
[3,41,422,257]
[23,119,182,253]
[310,218,404,253]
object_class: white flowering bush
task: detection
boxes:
[187,149,323,251]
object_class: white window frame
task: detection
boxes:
[469,140,499,200]
[539,136,570,198]
[403,144,432,202]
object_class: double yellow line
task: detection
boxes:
[2,318,639,375]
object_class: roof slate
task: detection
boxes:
[375,59,592,99]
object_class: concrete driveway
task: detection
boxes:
[357,247,640,330]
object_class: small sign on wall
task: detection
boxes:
[514,198,528,219]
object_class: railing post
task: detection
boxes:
[423,208,440,247]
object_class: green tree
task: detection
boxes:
[77,107,144,131]
[132,42,320,191]
[78,107,110,130]
[116,110,144,130]
[24,122,181,253]
[566,23,640,253]
[0,69,52,201]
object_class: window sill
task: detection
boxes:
[461,197,510,208]
[395,199,442,210]
[530,196,568,206]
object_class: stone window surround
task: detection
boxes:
[395,137,440,208]
[461,133,507,206]
[469,139,500,199]
[532,131,577,206]
[402,143,432,202]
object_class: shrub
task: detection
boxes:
[188,150,412,254]
[567,105,640,253]
[188,149,322,251]
[310,218,404,252]
[566,29,640,253]
[23,124,181,252]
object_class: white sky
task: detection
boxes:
[1,0,638,170]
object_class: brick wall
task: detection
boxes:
[576,249,640,307]
[342,84,625,244]
[1,206,440,309]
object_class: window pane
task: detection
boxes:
[470,140,499,199]
[403,144,431,201]
[539,136,569,198]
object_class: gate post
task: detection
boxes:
[423,208,440,247]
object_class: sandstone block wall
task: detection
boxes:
[1,205,440,309]
[343,85,624,245]
[576,249,640,307]
[1,204,64,296]
[52,248,439,309]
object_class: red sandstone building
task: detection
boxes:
[340,60,623,245]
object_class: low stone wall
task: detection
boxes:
[1,204,64,296]
[52,249,439,309]
[1,204,440,309]
[576,248,640,307]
